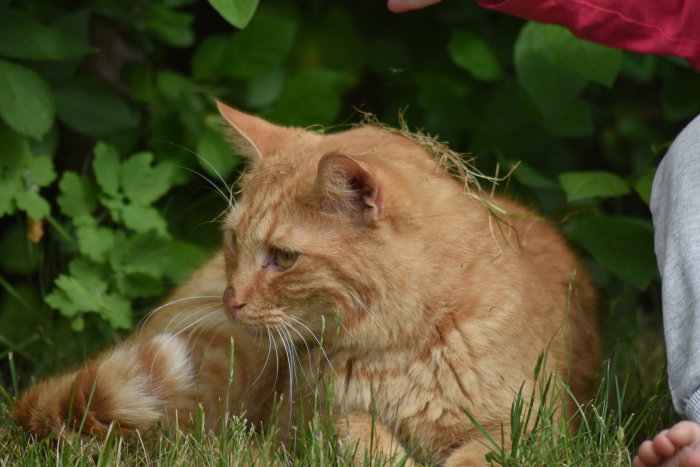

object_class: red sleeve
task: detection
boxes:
[476,0,700,69]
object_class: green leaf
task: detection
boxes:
[24,10,92,87]
[163,0,197,7]
[45,288,78,317]
[0,224,41,274]
[100,195,125,224]
[53,274,105,312]
[207,0,260,29]
[192,34,230,81]
[0,178,19,217]
[514,23,588,117]
[548,27,622,87]
[634,168,656,204]
[540,99,593,138]
[156,71,194,103]
[76,226,116,263]
[51,9,91,44]
[47,266,132,329]
[448,30,502,82]
[0,123,32,175]
[165,241,209,282]
[71,316,85,332]
[195,128,240,180]
[27,156,56,187]
[313,6,364,75]
[621,54,657,84]
[47,257,133,329]
[272,69,346,126]
[29,125,59,158]
[559,171,630,202]
[0,124,55,218]
[15,189,50,219]
[226,13,297,79]
[416,72,471,137]
[100,294,132,329]
[0,8,94,61]
[0,59,55,139]
[661,70,700,121]
[144,4,194,48]
[68,256,107,282]
[243,67,286,108]
[93,142,121,196]
[120,152,173,205]
[116,272,165,299]
[509,162,558,189]
[57,171,97,218]
[121,204,169,236]
[566,214,656,289]
[126,63,156,103]
[55,76,140,137]
[111,233,170,278]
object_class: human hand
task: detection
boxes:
[387,0,443,13]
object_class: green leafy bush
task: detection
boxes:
[0,0,693,394]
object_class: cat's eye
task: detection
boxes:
[273,248,299,269]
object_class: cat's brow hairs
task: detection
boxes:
[236,176,291,236]
[238,166,313,249]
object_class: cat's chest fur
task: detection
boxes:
[329,334,510,458]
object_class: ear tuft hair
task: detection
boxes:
[313,152,381,224]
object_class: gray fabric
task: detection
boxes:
[650,114,700,422]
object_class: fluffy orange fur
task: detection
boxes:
[15,103,600,465]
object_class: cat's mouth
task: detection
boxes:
[229,308,290,336]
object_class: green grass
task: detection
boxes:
[0,352,677,466]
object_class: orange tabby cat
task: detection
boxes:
[15,102,600,465]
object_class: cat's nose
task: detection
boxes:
[223,286,245,318]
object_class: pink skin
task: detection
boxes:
[634,422,700,467]
[387,0,443,13]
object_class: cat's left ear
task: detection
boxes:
[313,152,382,224]
[216,100,292,160]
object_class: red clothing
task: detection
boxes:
[477,0,700,69]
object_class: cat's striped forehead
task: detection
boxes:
[225,161,313,248]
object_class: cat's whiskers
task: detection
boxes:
[178,166,236,218]
[286,316,345,389]
[280,321,313,369]
[160,303,222,337]
[334,315,359,342]
[165,142,236,215]
[347,292,389,339]
[245,328,274,391]
[139,296,221,329]
[182,313,228,358]
[268,328,282,394]
[166,306,224,344]
[273,325,296,424]
[279,322,314,389]
[195,320,228,362]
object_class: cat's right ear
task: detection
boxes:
[216,101,290,161]
[312,152,382,225]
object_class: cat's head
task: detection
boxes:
[216,102,463,349]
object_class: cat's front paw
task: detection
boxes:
[15,334,195,437]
